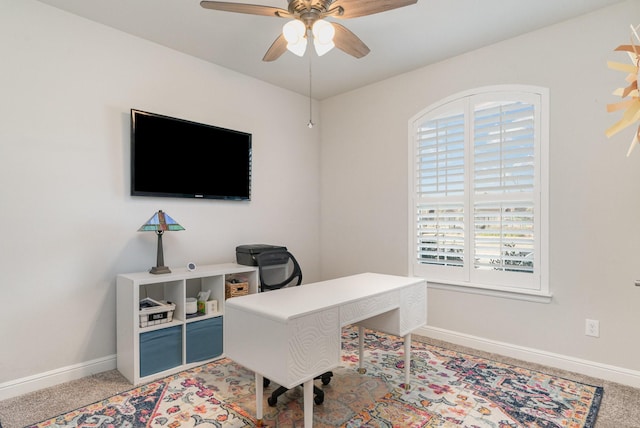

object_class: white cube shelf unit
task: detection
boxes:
[117,263,258,385]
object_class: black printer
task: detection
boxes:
[236,244,287,266]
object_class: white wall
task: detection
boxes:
[320,0,640,376]
[0,1,320,388]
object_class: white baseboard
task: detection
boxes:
[416,325,640,389]
[0,355,117,401]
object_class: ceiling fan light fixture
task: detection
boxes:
[283,19,307,56]
[313,38,334,56]
[287,37,308,56]
[312,19,334,44]
[201,0,419,61]
[312,19,335,56]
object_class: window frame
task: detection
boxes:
[408,85,550,302]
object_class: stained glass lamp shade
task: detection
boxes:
[138,210,185,274]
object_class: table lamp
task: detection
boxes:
[138,210,184,274]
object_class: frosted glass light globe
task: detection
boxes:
[312,20,335,44]
[312,20,335,56]
[283,19,306,43]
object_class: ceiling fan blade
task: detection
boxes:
[330,0,417,19]
[332,23,370,58]
[200,1,290,18]
[263,34,288,61]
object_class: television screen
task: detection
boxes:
[131,109,251,200]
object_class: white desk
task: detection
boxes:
[224,272,427,427]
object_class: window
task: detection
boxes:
[409,85,549,300]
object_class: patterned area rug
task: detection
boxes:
[28,328,602,427]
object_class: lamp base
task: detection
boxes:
[150,265,171,275]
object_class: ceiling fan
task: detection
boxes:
[200,0,418,61]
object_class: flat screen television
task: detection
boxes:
[131,109,251,200]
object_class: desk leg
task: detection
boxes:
[403,333,411,391]
[255,373,264,426]
[304,379,313,428]
[357,325,366,374]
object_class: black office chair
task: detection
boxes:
[255,249,333,406]
[256,249,303,292]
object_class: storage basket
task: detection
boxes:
[225,281,249,299]
[139,297,176,328]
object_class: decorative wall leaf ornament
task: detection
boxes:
[606,24,640,156]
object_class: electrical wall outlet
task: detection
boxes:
[585,319,600,337]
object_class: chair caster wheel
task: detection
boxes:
[263,378,270,387]
[321,376,331,385]
[267,396,277,407]
[314,393,324,405]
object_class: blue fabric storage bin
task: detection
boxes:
[186,317,223,363]
[140,325,182,377]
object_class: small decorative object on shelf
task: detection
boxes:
[139,297,176,328]
[225,278,249,299]
[196,290,211,313]
[138,210,185,274]
[209,300,219,313]
[185,297,198,314]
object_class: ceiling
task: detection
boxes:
[37,0,625,99]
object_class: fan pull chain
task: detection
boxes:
[308,55,314,128]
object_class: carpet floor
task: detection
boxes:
[1,329,639,427]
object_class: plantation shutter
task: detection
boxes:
[472,100,536,277]
[415,106,466,269]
